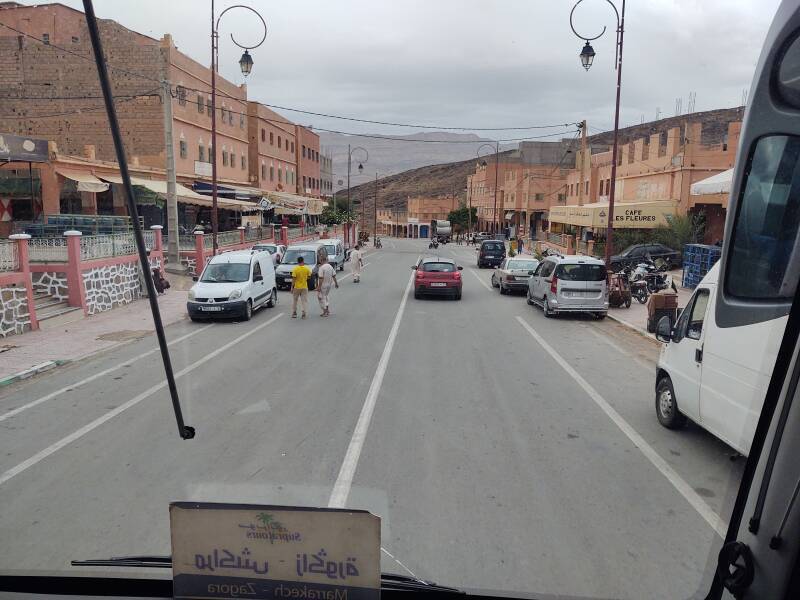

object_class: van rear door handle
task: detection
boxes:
[695,347,703,363]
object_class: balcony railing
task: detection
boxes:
[28,237,68,262]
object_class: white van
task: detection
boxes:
[320,238,346,272]
[654,263,787,456]
[187,250,277,322]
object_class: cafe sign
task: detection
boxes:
[170,502,381,600]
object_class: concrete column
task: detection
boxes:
[281,226,289,247]
[9,234,38,330]
[64,230,87,312]
[150,225,163,252]
[194,231,205,275]
[238,225,246,245]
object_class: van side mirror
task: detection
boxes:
[655,316,672,343]
[192,276,198,281]
[457,265,463,270]
[411,265,417,270]
[528,270,534,275]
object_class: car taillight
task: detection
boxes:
[505,274,514,282]
[550,276,558,294]
[454,271,461,280]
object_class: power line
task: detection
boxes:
[0,89,161,119]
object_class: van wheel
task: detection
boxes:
[266,288,277,308]
[543,297,554,318]
[656,377,687,429]
[243,300,253,321]
[595,312,607,320]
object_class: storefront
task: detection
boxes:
[549,200,678,238]
[689,169,731,244]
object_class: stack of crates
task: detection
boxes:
[682,244,721,288]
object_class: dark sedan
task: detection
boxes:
[609,243,680,271]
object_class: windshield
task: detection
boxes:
[0,2,790,600]
[507,260,538,271]
[282,250,317,265]
[421,262,455,272]
[200,262,250,283]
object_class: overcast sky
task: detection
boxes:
[46,0,779,140]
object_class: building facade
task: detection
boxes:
[320,150,333,199]
[296,127,321,198]
[247,103,297,193]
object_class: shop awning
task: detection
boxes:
[56,170,110,193]
[99,175,249,210]
[690,168,734,195]
[266,191,327,215]
[549,200,678,229]
[193,181,264,199]
[504,211,514,219]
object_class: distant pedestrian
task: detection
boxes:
[316,255,339,317]
[517,235,524,254]
[290,255,311,319]
[350,242,364,283]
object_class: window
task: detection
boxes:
[535,193,544,201]
[278,136,282,148]
[421,262,456,272]
[557,193,566,203]
[221,107,226,122]
[261,164,266,180]
[686,290,710,340]
[177,86,186,106]
[230,152,236,168]
[198,145,205,162]
[240,114,245,129]
[291,142,295,153]
[261,129,266,142]
[303,176,307,188]
[222,151,228,167]
[303,146,306,158]
[270,166,274,181]
[197,95,204,113]
[241,155,246,170]
[179,140,187,159]
[229,111,234,126]
[555,263,606,282]
[278,167,282,183]
[71,35,79,43]
[585,181,589,194]
[539,261,556,278]
[727,135,800,299]
[42,33,50,45]
[252,261,262,280]
[285,139,289,151]
[270,132,274,145]
[206,99,212,114]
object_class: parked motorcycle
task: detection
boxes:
[633,261,676,294]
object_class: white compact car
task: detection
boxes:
[187,250,277,321]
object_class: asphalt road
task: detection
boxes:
[0,238,745,599]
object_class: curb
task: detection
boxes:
[0,360,66,387]
[607,311,661,345]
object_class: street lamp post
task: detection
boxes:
[210,1,267,253]
[477,142,500,236]
[346,144,368,245]
[570,0,625,264]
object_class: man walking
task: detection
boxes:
[290,255,311,319]
[350,242,364,283]
[316,255,338,317]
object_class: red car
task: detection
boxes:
[413,256,463,300]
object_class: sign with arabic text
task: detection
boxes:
[170,502,381,600]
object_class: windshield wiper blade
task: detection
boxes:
[71,558,464,592]
[71,555,171,568]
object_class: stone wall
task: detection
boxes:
[0,286,32,337]
[82,262,141,315]
[32,271,69,301]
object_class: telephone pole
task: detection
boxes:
[374,172,378,236]
[578,120,587,207]
[161,79,181,270]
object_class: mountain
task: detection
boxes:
[318,131,514,191]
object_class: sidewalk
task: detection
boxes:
[607,272,693,340]
[0,287,189,383]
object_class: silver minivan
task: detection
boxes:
[320,238,346,272]
[527,255,608,319]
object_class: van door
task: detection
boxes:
[665,287,712,422]
[251,259,267,306]
[260,255,276,293]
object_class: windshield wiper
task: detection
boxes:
[71,557,465,593]
[71,555,171,568]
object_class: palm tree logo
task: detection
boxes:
[256,512,284,530]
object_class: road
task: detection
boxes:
[0,238,744,599]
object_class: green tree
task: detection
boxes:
[447,206,477,231]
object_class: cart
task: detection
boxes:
[608,272,632,308]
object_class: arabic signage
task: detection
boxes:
[170,502,381,600]
[0,133,48,163]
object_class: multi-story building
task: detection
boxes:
[296,127,321,198]
[320,150,333,198]
[550,119,740,247]
[247,103,297,194]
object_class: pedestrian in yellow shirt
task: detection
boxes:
[291,256,312,319]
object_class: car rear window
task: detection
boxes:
[421,262,456,272]
[555,263,606,281]
[483,242,504,251]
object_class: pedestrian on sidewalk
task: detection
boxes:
[350,242,364,283]
[290,255,311,319]
[517,235,524,254]
[316,255,339,317]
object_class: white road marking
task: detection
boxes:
[381,546,418,578]
[0,313,284,487]
[516,315,728,538]
[583,325,653,372]
[237,400,271,415]
[469,269,493,291]
[0,323,214,423]
[328,259,418,508]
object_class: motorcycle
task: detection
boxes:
[625,266,650,304]
[374,237,383,249]
[633,261,676,294]
[428,239,439,250]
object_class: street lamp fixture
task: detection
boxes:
[345,145,369,245]
[238,49,254,76]
[209,1,267,253]
[579,41,596,70]
[569,0,625,265]
[358,163,364,174]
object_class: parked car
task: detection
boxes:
[252,243,286,265]
[320,238,346,272]
[274,242,325,290]
[654,263,785,456]
[187,250,277,321]
[527,255,608,319]
[491,257,540,295]
[473,231,491,243]
[477,240,506,268]
[412,256,463,300]
[609,243,680,272]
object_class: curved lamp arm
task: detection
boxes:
[216,4,268,50]
[569,0,621,66]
